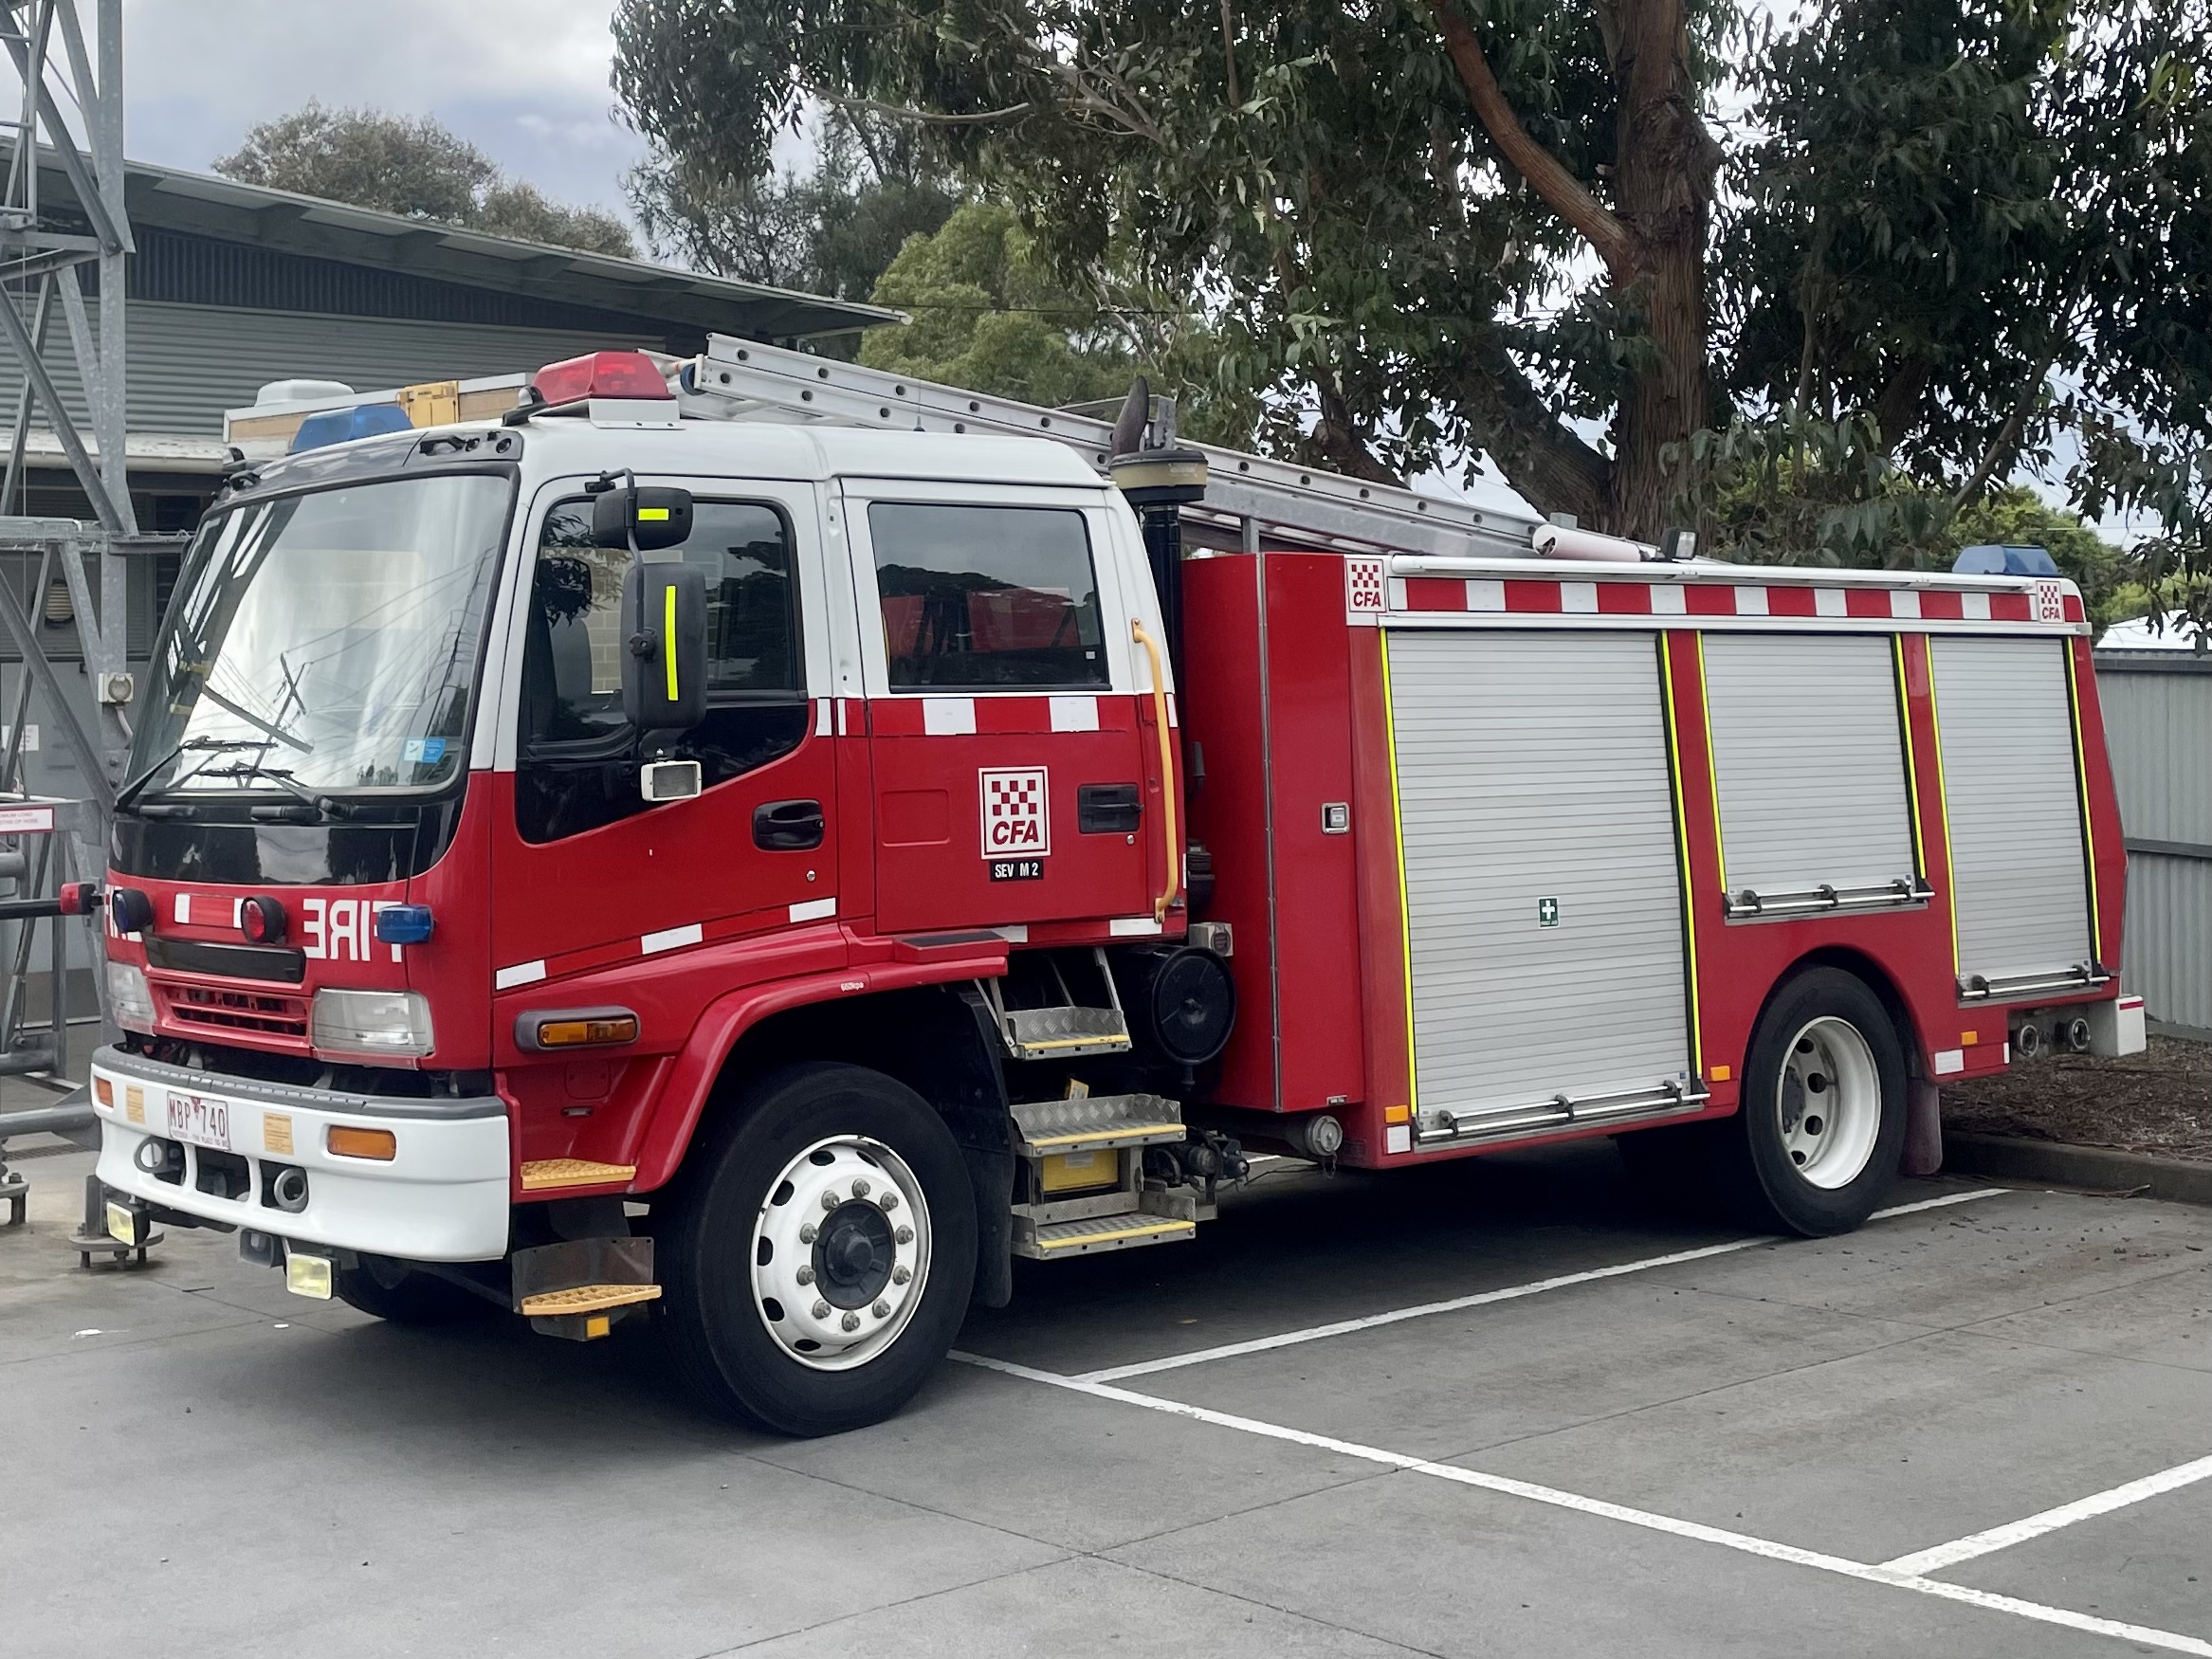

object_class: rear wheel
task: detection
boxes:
[1717,968,1907,1236]
[658,1062,977,1436]
[333,1256,495,1324]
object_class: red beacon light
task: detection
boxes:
[528,350,673,408]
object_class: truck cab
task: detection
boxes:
[89,352,1210,1434]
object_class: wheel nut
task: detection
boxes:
[795,1266,814,1285]
[812,1300,831,1320]
[891,1265,911,1285]
[880,1191,898,1211]
[798,1222,816,1244]
[895,1225,913,1245]
[872,1300,890,1318]
[841,1311,861,1332]
[851,1177,870,1196]
[821,1190,841,1211]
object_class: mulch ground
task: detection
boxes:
[1944,1035,2212,1163]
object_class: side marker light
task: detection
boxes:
[326,1125,397,1161]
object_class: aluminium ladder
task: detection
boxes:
[673,334,1546,562]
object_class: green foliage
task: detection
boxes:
[854,203,1257,441]
[609,0,2212,594]
[214,103,635,257]
[625,113,957,299]
[859,204,1134,408]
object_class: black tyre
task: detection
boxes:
[657,1062,978,1437]
[333,1255,496,1324]
[1614,1119,1721,1209]
[1716,968,1908,1236]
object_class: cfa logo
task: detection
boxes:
[979,766,1050,860]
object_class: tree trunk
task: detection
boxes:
[1431,0,1720,540]
[1602,0,1720,539]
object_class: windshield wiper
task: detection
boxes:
[194,761,356,822]
[115,737,261,813]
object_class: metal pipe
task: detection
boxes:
[0,1096,92,1136]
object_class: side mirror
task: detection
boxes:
[621,559,708,731]
[593,483,694,552]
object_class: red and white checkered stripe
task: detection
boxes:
[1388,575,2082,627]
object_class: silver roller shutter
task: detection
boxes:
[1930,637,2094,988]
[1387,629,1691,1131]
[1703,634,1917,904]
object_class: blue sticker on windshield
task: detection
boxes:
[403,737,448,765]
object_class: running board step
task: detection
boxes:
[511,1234,656,1340]
[1010,1093,1186,1155]
[520,1283,663,1318]
[998,1005,1130,1059]
[1014,1213,1197,1258]
[519,1158,636,1192]
[981,946,1133,1059]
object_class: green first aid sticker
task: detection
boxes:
[1537,896,1560,928]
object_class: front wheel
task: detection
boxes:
[1716,968,1907,1237]
[657,1062,978,1436]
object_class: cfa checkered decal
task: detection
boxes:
[979,767,1051,859]
[1344,555,1386,624]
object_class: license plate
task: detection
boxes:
[166,1091,231,1152]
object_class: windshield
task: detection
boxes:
[128,473,512,801]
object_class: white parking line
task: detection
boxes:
[1882,1451,2212,1577]
[1080,1189,2008,1384]
[951,1351,2212,1657]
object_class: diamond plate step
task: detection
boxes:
[519,1158,636,1192]
[1000,1005,1130,1059]
[1010,1093,1184,1156]
[518,1283,663,1318]
[1013,1212,1197,1259]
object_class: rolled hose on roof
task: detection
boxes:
[1531,521,1659,562]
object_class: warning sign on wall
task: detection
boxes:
[979,767,1051,860]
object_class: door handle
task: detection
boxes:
[754,799,825,850]
[1078,783,1143,833]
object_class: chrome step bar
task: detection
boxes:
[1415,1080,1710,1146]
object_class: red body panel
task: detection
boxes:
[1178,552,2128,1172]
[868,693,1156,934]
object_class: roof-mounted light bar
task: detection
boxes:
[528,351,674,407]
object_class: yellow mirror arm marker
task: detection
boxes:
[663,583,679,702]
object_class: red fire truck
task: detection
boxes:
[86,337,2145,1434]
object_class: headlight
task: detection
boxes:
[107,960,156,1033]
[311,989,435,1060]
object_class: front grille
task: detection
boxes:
[163,984,311,1041]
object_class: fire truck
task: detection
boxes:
[84,337,2146,1435]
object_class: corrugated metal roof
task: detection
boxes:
[5,142,897,342]
[0,297,665,436]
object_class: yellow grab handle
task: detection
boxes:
[1131,620,1180,922]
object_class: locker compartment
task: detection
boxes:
[1930,637,2097,994]
[1385,629,1693,1135]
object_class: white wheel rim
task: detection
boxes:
[1775,1016,1881,1190]
[750,1136,931,1372]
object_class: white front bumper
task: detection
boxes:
[90,1048,511,1262]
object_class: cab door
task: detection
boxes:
[844,480,1162,937]
[489,475,839,990]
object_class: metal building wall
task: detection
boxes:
[0,297,663,435]
[2094,653,2212,1039]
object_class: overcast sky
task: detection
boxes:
[122,0,647,219]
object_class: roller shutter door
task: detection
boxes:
[1703,633,1917,903]
[1387,629,1691,1127]
[1930,637,2094,988]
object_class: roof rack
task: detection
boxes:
[674,334,1545,561]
